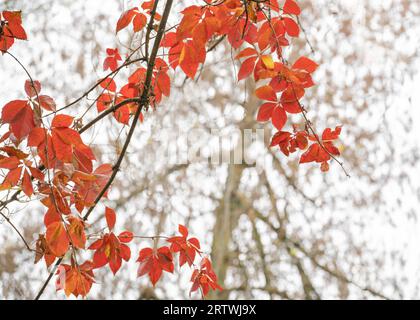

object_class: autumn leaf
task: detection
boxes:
[116,8,137,33]
[283,0,301,15]
[167,224,201,267]
[255,85,277,102]
[24,80,41,97]
[238,56,258,81]
[23,79,56,111]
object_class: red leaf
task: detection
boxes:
[89,232,130,274]
[2,100,29,123]
[322,126,342,141]
[44,207,61,227]
[190,257,222,297]
[3,11,27,40]
[137,246,174,286]
[105,207,116,230]
[261,55,274,69]
[27,127,46,147]
[21,169,33,196]
[0,156,20,169]
[103,48,122,72]
[0,11,27,52]
[271,106,287,130]
[235,47,258,59]
[99,78,117,92]
[178,224,188,238]
[51,114,74,128]
[1,166,22,188]
[281,86,304,113]
[238,56,257,81]
[67,216,86,249]
[320,161,329,172]
[257,103,276,122]
[24,80,41,97]
[283,17,299,37]
[88,239,104,250]
[118,231,133,243]
[97,93,114,112]
[270,131,291,147]
[56,261,95,297]
[156,71,171,97]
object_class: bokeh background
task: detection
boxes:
[1,0,420,299]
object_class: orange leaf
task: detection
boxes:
[283,17,299,37]
[21,169,33,196]
[261,55,275,69]
[235,47,257,60]
[68,216,86,249]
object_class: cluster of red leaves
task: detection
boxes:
[190,257,223,297]
[137,224,222,297]
[88,207,133,275]
[0,11,27,52]
[270,125,342,171]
